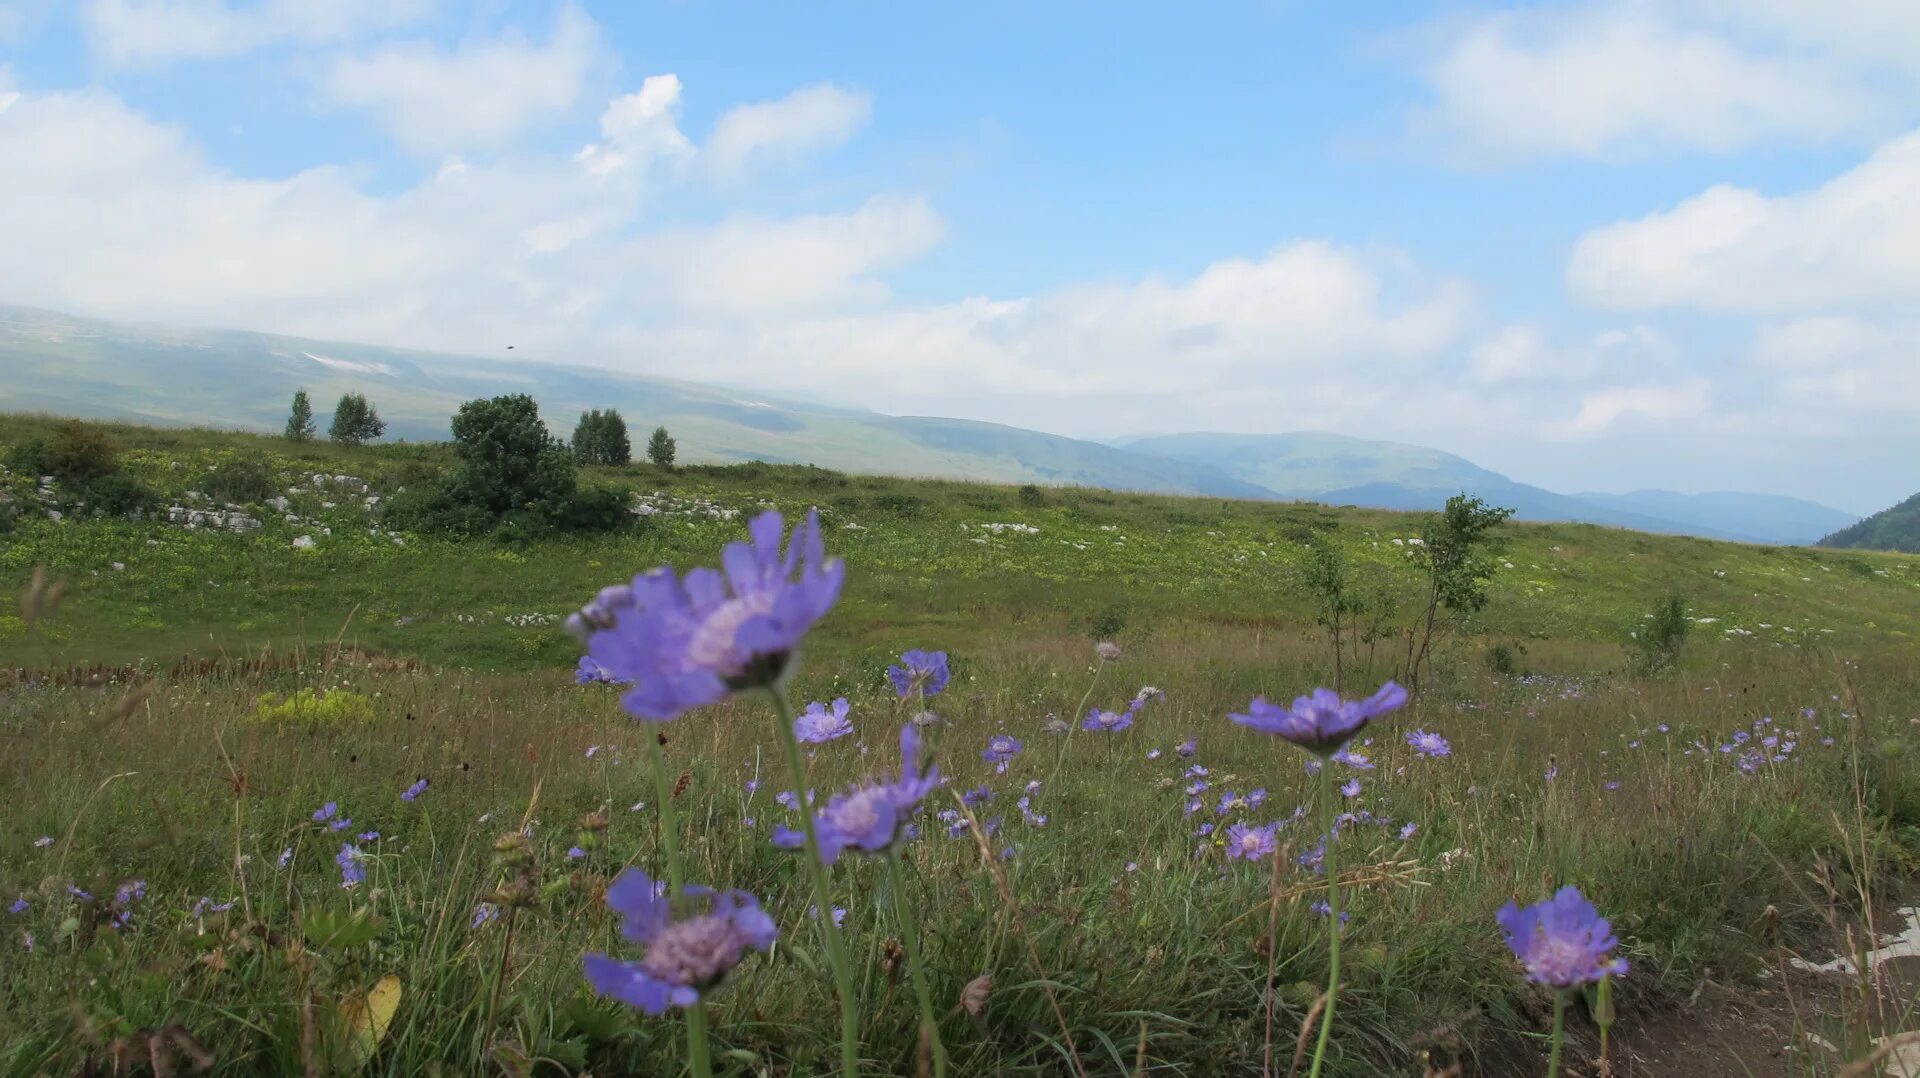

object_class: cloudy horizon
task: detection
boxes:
[1,1,1916,514]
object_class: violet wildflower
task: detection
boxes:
[576,655,626,685]
[1095,640,1122,662]
[401,778,429,802]
[982,734,1023,773]
[1309,901,1351,925]
[1399,822,1418,841]
[583,868,776,1015]
[1146,748,1161,760]
[961,785,994,806]
[277,847,294,870]
[471,903,499,929]
[357,831,380,842]
[810,904,849,927]
[8,898,26,914]
[887,649,950,699]
[579,510,843,721]
[1406,729,1451,758]
[774,723,940,865]
[1340,779,1362,798]
[1496,886,1628,988]
[568,846,587,860]
[1176,738,1196,758]
[1081,707,1133,732]
[329,817,353,833]
[336,843,366,889]
[1224,822,1278,861]
[33,836,52,848]
[312,802,338,824]
[794,697,855,743]
[66,884,94,901]
[1231,682,1407,756]
[1332,748,1373,770]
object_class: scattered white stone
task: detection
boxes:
[292,535,315,550]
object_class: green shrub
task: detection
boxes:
[252,689,377,728]
[48,421,120,483]
[81,473,160,517]
[5,437,50,476]
[1485,642,1520,676]
[1017,483,1046,507]
[1634,593,1690,672]
[205,455,279,504]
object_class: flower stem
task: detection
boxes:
[647,730,712,1078]
[769,684,862,1078]
[1546,990,1568,1078]
[887,847,949,1078]
[1043,659,1106,804]
[1308,758,1342,1078]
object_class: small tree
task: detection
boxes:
[47,420,120,483]
[447,394,574,515]
[285,389,317,442]
[1302,536,1364,693]
[646,425,677,470]
[1634,594,1690,672]
[1404,493,1514,694]
[573,409,632,466]
[328,393,385,447]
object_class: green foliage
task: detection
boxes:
[448,394,574,516]
[6,436,50,476]
[1485,641,1520,676]
[1417,494,1516,617]
[205,455,278,504]
[646,425,677,470]
[285,389,317,443]
[571,409,632,467]
[48,420,121,484]
[1633,594,1690,672]
[79,473,160,517]
[252,688,377,728]
[1017,483,1046,507]
[328,393,385,448]
[1821,491,1920,553]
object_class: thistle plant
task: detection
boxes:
[1496,886,1628,1077]
[1230,680,1406,1078]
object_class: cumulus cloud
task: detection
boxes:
[1569,128,1920,313]
[1561,379,1711,437]
[703,83,873,177]
[320,3,599,155]
[82,0,433,66]
[1410,2,1896,162]
[575,74,693,179]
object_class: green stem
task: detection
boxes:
[1546,990,1568,1078]
[647,731,713,1078]
[1042,659,1106,804]
[1308,758,1342,1078]
[887,848,949,1078]
[769,684,862,1078]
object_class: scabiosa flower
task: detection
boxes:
[579,510,844,721]
[583,868,776,1015]
[962,785,995,806]
[575,655,626,685]
[357,831,380,842]
[982,734,1023,773]
[1340,779,1362,798]
[336,844,366,889]
[1399,822,1418,841]
[33,836,53,848]
[1496,886,1628,988]
[1405,729,1451,758]
[1082,707,1133,732]
[9,898,26,914]
[774,723,941,865]
[1332,748,1373,770]
[471,903,499,930]
[1095,641,1122,662]
[887,649,950,698]
[567,846,587,860]
[329,817,353,833]
[1309,901,1352,925]
[794,697,854,743]
[1224,822,1278,861]
[1175,738,1197,758]
[401,778,429,802]
[1230,682,1408,756]
[810,904,849,926]
[277,847,294,870]
[312,802,338,824]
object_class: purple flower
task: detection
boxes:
[579,510,843,722]
[794,697,854,743]
[887,649,950,698]
[33,836,53,849]
[1340,779,1362,798]
[575,655,626,685]
[357,831,380,842]
[1230,682,1408,756]
[9,898,27,914]
[1399,822,1418,841]
[471,903,499,930]
[810,904,848,926]
[277,847,294,870]
[1310,900,1351,925]
[1081,707,1133,732]
[582,868,776,1015]
[982,734,1023,772]
[335,844,366,889]
[567,846,587,860]
[1224,822,1278,861]
[329,817,353,833]
[312,802,338,824]
[401,778,429,802]
[1406,729,1451,758]
[1175,738,1197,758]
[1332,748,1373,770]
[774,723,940,865]
[1497,886,1628,988]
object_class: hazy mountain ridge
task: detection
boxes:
[0,304,1857,544]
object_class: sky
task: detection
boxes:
[0,1,1916,513]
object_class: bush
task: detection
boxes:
[1485,642,1522,676]
[6,437,50,476]
[81,473,160,517]
[1018,484,1047,507]
[205,456,278,504]
[48,421,120,483]
[1634,594,1690,671]
[1091,602,1129,640]
[253,689,377,729]
[380,484,494,537]
[448,394,574,515]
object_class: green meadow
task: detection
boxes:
[4,415,1920,1075]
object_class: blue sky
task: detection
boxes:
[2,1,1917,512]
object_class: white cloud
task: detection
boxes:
[575,74,693,179]
[1412,3,1889,161]
[1561,379,1712,437]
[82,0,433,66]
[1568,129,1920,312]
[704,83,872,176]
[320,3,598,155]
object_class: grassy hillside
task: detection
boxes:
[5,416,1920,1074]
[1822,490,1920,553]
[4,414,1917,675]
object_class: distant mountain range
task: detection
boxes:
[0,303,1858,545]
[1820,492,1920,553]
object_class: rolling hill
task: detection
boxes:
[1821,492,1920,553]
